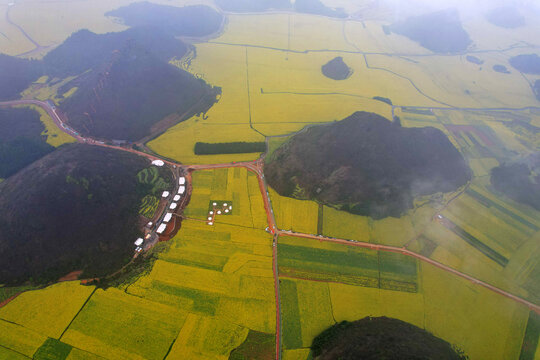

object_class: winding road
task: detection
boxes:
[1,99,539,360]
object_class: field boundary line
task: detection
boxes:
[59,287,97,340]
[0,343,32,359]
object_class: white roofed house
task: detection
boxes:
[156,224,167,234]
[134,238,144,247]
[169,203,178,210]
[179,177,186,185]
[162,191,170,198]
[173,195,181,202]
[178,186,185,194]
[163,213,173,223]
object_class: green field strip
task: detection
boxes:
[519,311,540,360]
[441,218,509,267]
[401,107,434,116]
[33,338,72,360]
[151,281,219,316]
[466,188,540,232]
[279,267,380,288]
[460,132,475,148]
[278,244,417,292]
[159,251,229,271]
[229,330,275,360]
[317,204,323,235]
[417,236,438,257]
[278,244,379,271]
[279,279,303,349]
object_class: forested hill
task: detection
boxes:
[0,55,43,100]
[0,107,55,179]
[0,144,161,285]
[58,37,218,141]
[43,26,188,78]
[390,9,472,53]
[265,112,471,219]
[311,317,467,360]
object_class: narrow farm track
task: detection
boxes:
[2,99,540,359]
[5,3,50,56]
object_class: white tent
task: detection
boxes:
[179,177,186,185]
[156,224,167,234]
[134,238,143,246]
[152,160,165,167]
[178,186,186,194]
[173,195,181,201]
[162,191,170,198]
[163,213,173,223]
[169,203,178,210]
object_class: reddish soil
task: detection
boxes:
[58,270,83,282]
[0,293,21,308]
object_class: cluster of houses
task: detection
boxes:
[207,202,233,226]
[135,175,187,251]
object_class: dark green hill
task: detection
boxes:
[390,9,472,53]
[58,39,218,141]
[322,57,353,80]
[311,317,467,360]
[487,6,525,28]
[214,0,291,12]
[0,55,43,100]
[491,155,540,211]
[0,144,167,285]
[106,2,223,37]
[265,112,471,219]
[0,107,54,178]
[43,26,188,78]
[509,54,540,75]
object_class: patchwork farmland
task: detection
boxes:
[0,1,540,359]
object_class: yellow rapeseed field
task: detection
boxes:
[167,313,249,360]
[184,168,268,229]
[62,287,187,360]
[0,319,46,357]
[21,104,76,147]
[322,206,371,242]
[269,188,319,234]
[0,282,94,339]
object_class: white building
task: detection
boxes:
[169,203,178,210]
[173,195,181,201]
[134,238,143,246]
[179,177,186,185]
[162,191,170,198]
[178,186,185,194]
[163,213,173,223]
[156,224,167,234]
[152,160,165,167]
